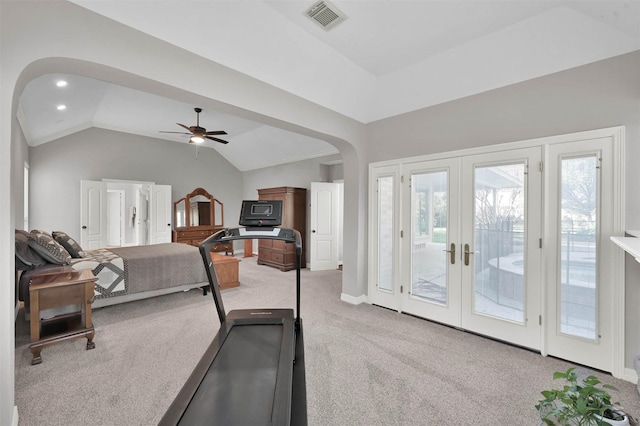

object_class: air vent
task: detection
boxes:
[305,0,347,30]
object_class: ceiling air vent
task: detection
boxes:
[305,0,347,31]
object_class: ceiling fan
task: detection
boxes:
[160,107,229,144]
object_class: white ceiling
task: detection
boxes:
[18,0,640,171]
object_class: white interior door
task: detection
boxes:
[545,137,619,372]
[150,184,172,244]
[80,180,107,249]
[310,182,339,271]
[460,148,542,350]
[401,158,462,325]
[107,190,124,246]
[137,186,150,245]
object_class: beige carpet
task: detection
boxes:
[14,257,640,425]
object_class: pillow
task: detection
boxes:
[15,230,47,269]
[52,231,85,258]
[27,232,71,265]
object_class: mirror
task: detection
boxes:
[173,188,223,230]
[214,199,224,228]
[175,199,186,228]
[189,194,211,227]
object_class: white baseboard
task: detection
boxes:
[623,367,639,385]
[12,406,18,426]
[340,292,368,305]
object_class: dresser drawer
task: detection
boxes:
[270,251,284,264]
[212,242,232,253]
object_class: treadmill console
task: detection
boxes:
[239,200,282,227]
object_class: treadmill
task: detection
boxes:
[159,200,307,426]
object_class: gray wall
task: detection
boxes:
[241,153,342,200]
[29,127,243,242]
[366,51,640,370]
[29,127,344,253]
[367,51,640,189]
[12,127,29,231]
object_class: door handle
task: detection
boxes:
[82,225,87,229]
[444,243,455,265]
[464,243,475,266]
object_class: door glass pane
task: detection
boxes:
[411,171,448,304]
[560,156,597,340]
[474,163,525,323]
[378,176,394,292]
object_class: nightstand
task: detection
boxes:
[29,269,97,365]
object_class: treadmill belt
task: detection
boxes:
[178,324,283,425]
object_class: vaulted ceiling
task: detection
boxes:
[17,0,640,170]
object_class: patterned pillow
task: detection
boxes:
[27,231,71,265]
[52,231,85,258]
[15,230,47,269]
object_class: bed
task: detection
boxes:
[16,230,208,312]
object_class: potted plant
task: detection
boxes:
[536,368,631,425]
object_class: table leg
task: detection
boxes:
[86,329,96,350]
[84,282,95,350]
[31,347,43,365]
[30,289,42,364]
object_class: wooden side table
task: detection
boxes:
[29,269,97,365]
[211,252,240,290]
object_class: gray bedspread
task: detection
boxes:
[109,243,207,294]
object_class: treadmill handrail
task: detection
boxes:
[200,226,301,252]
[198,227,303,325]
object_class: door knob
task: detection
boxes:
[464,244,475,266]
[443,243,455,265]
[312,230,316,233]
[82,225,87,229]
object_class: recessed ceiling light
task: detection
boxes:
[56,80,68,87]
[56,104,66,111]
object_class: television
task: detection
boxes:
[239,200,283,227]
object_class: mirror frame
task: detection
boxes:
[173,187,223,230]
[174,198,187,228]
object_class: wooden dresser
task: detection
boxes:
[172,228,232,254]
[257,187,306,271]
[172,188,232,254]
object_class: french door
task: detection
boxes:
[373,148,542,349]
[460,148,542,349]
[370,165,402,311]
[400,158,461,325]
[369,128,623,374]
[544,138,619,372]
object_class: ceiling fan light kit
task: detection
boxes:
[159,107,229,145]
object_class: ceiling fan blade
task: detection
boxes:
[159,131,190,135]
[177,123,192,132]
[205,130,227,135]
[206,136,229,144]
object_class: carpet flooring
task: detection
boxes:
[14,257,640,425]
